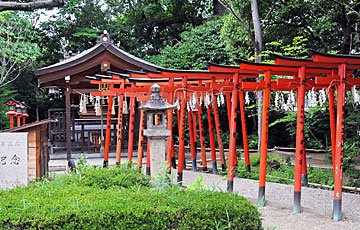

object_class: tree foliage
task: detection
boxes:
[148,16,230,69]
[0,11,41,87]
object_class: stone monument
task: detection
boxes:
[140,84,176,177]
[0,133,28,190]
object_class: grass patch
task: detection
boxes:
[229,153,349,187]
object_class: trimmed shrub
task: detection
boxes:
[0,166,262,230]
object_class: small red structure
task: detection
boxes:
[3,98,29,128]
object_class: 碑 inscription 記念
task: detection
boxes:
[0,133,28,190]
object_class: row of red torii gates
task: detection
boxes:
[87,50,360,220]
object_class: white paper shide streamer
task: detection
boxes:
[245,91,250,105]
[95,96,101,116]
[274,91,280,110]
[111,97,116,115]
[204,93,211,108]
[319,88,327,106]
[352,86,360,105]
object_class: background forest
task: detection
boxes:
[0,0,359,176]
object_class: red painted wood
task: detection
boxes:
[227,72,239,184]
[137,109,146,168]
[294,67,306,195]
[104,96,113,162]
[116,95,124,164]
[127,97,136,163]
[258,71,271,188]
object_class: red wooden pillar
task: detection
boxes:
[227,72,239,192]
[197,94,208,171]
[301,142,308,186]
[207,100,218,174]
[115,95,124,165]
[146,137,151,176]
[188,110,197,171]
[177,77,187,183]
[333,63,346,221]
[328,86,336,178]
[293,66,306,213]
[225,79,232,129]
[166,79,175,171]
[258,70,271,204]
[9,116,14,129]
[127,97,136,163]
[167,110,176,169]
[103,95,113,167]
[137,109,146,168]
[193,111,197,143]
[16,115,21,127]
[212,94,226,171]
[238,86,251,172]
[174,108,181,168]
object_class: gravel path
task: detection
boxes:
[180,170,360,230]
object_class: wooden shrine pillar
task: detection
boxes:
[166,78,175,171]
[187,110,197,171]
[197,92,208,171]
[225,79,232,129]
[293,66,306,213]
[227,72,239,192]
[127,97,136,163]
[206,100,218,174]
[65,82,72,160]
[258,70,271,204]
[146,138,151,176]
[137,109,146,168]
[333,63,346,221]
[212,93,226,171]
[103,95,113,167]
[177,77,187,184]
[238,83,251,172]
[115,95,124,165]
[328,86,336,178]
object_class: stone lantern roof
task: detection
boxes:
[139,84,176,111]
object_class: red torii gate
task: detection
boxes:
[208,51,360,220]
[87,50,360,221]
[272,51,360,220]
[88,70,246,181]
[126,69,254,182]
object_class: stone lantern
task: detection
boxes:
[139,84,176,177]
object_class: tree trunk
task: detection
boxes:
[250,0,263,153]
[0,0,64,11]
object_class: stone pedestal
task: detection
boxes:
[143,129,170,177]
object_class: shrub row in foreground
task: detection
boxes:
[0,166,262,229]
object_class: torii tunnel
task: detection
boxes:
[87,50,360,221]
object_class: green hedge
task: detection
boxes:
[0,166,262,230]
